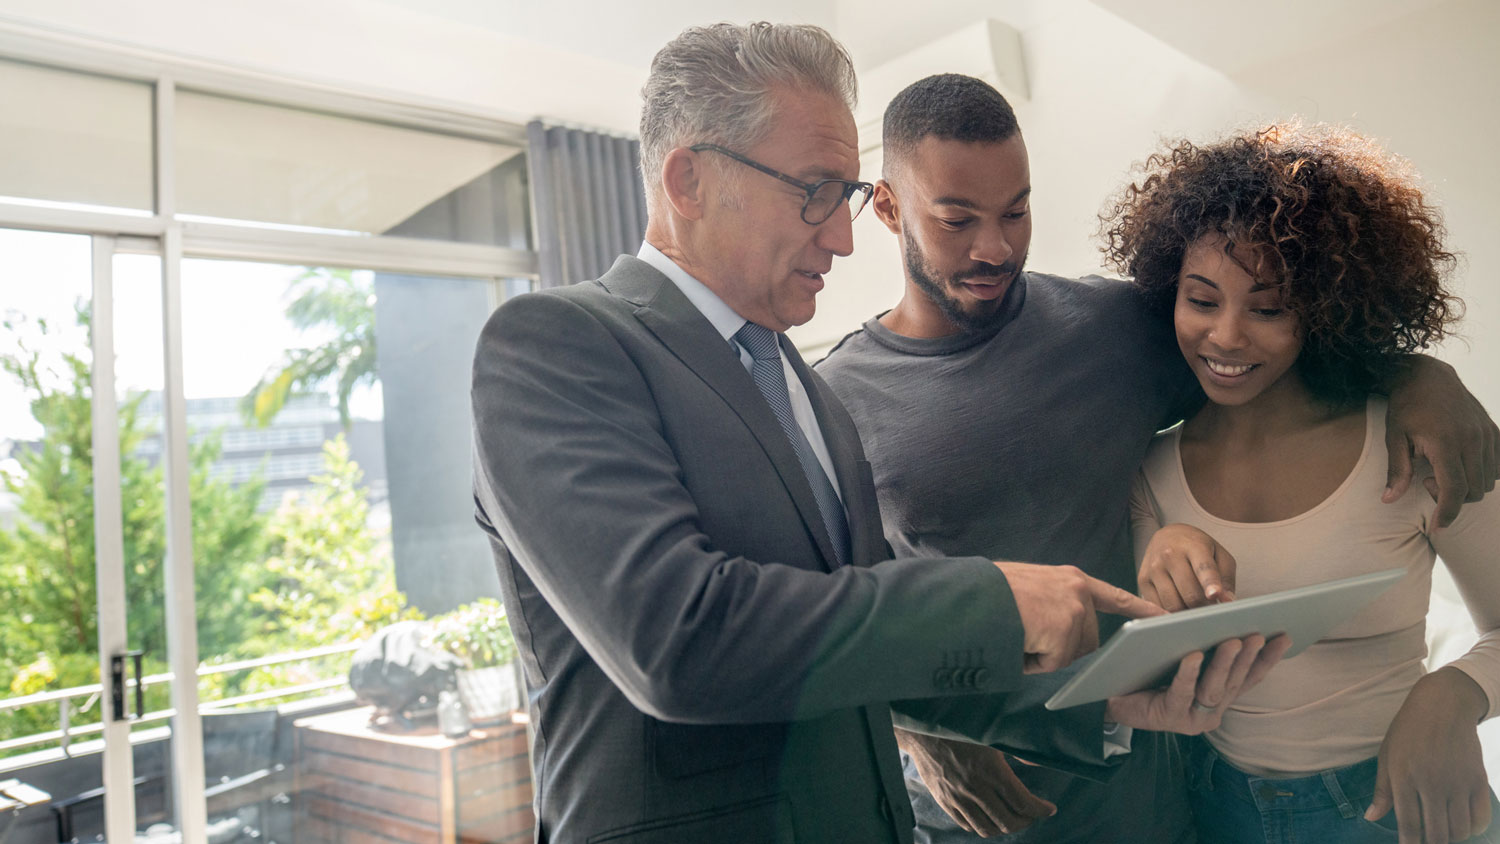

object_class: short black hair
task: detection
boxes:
[882,74,1020,169]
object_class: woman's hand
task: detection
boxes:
[1366,667,1492,844]
[1137,524,1237,611]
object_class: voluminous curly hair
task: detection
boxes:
[1100,122,1461,407]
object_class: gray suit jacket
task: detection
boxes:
[471,257,1099,843]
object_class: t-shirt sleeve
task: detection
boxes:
[1428,490,1500,721]
[1129,470,1164,574]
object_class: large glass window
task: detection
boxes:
[175,259,517,633]
[0,47,539,844]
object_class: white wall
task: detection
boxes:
[1237,0,1500,413]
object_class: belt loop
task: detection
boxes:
[1322,769,1358,819]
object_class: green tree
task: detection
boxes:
[235,436,419,694]
[247,435,415,650]
[0,329,98,660]
[241,267,377,430]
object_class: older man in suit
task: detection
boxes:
[471,22,1281,844]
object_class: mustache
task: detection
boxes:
[952,261,1019,283]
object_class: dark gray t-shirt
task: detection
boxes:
[815,272,1201,844]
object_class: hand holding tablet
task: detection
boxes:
[1103,632,1293,734]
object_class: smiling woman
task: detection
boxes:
[1107,123,1500,844]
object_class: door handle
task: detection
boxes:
[110,650,145,721]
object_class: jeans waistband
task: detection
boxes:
[1185,735,1376,819]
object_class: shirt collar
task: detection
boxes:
[637,241,748,343]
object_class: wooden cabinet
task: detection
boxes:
[294,707,533,844]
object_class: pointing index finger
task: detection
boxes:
[1089,577,1167,619]
[1200,544,1237,602]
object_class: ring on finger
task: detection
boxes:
[1191,699,1217,714]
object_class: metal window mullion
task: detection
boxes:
[0,203,166,237]
[157,75,210,844]
[90,234,137,844]
[179,222,539,279]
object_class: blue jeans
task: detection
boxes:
[1185,735,1500,844]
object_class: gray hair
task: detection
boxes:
[639,22,858,211]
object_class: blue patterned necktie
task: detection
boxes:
[733,321,851,568]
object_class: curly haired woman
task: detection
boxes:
[1104,123,1500,844]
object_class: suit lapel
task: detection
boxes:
[600,257,841,572]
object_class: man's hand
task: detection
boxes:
[1365,668,1492,844]
[994,562,1165,674]
[1138,524,1236,611]
[1104,633,1291,733]
[1384,355,1499,527]
[896,728,1056,837]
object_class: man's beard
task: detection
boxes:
[903,228,1025,333]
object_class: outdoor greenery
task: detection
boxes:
[241,267,377,431]
[426,598,516,669]
[0,301,414,756]
[225,437,423,697]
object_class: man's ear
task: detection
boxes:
[872,179,902,235]
[661,147,707,221]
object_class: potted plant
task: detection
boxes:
[425,598,520,724]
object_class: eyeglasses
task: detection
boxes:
[690,143,874,225]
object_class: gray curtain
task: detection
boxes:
[526,121,648,289]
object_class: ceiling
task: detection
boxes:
[370,0,839,70]
[1089,0,1456,75]
[368,0,1458,78]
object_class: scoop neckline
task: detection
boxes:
[1170,397,1376,528]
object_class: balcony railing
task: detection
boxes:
[0,642,362,762]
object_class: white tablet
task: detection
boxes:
[1044,567,1406,710]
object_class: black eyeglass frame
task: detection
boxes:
[689,143,874,225]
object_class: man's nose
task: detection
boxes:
[814,206,856,257]
[971,225,1014,268]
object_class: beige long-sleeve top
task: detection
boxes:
[1130,397,1500,777]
